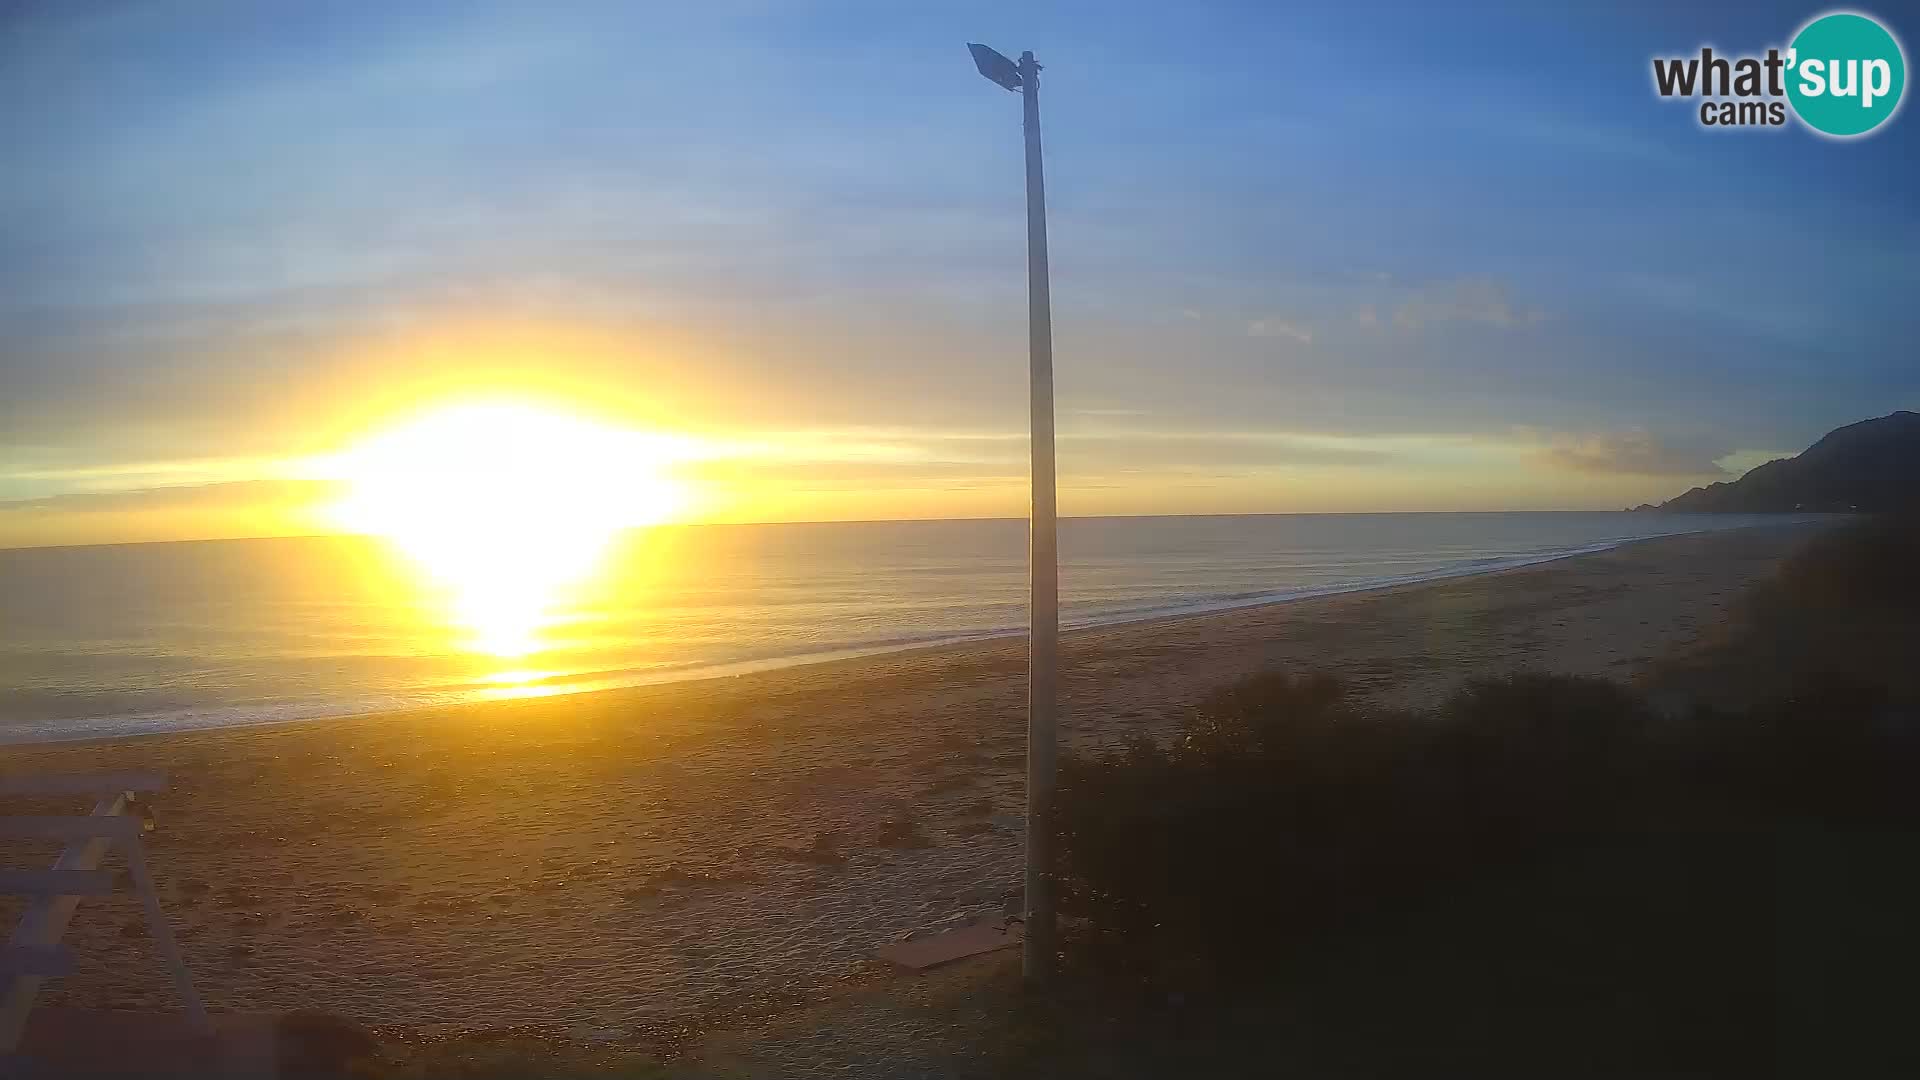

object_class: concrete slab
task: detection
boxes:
[874,917,1023,972]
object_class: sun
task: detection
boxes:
[326,400,689,658]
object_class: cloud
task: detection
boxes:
[692,456,1023,496]
[0,456,298,503]
[1713,448,1796,477]
[708,425,1395,475]
[1392,277,1545,331]
[1533,431,1723,477]
[1246,318,1313,345]
[0,478,344,548]
[1061,430,1393,470]
[0,478,339,514]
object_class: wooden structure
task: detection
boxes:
[874,916,1023,972]
[1,772,206,1055]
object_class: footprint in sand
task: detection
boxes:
[874,814,933,849]
[770,829,847,866]
[951,797,994,818]
[924,775,975,795]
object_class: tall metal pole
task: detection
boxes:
[1018,48,1058,985]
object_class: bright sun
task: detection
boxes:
[327,401,688,658]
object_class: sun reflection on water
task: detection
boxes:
[324,400,688,666]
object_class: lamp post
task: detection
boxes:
[968,42,1057,985]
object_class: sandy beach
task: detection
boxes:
[0,523,1818,1037]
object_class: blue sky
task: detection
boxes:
[1,1,1915,543]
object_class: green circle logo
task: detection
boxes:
[1787,12,1906,137]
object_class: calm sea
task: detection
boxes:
[0,512,1808,743]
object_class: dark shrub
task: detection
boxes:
[1055,521,1920,1006]
[1429,673,1659,839]
[1758,513,1920,618]
[1653,515,1920,707]
[1056,672,1663,984]
[1683,675,1920,823]
[1057,663,1920,988]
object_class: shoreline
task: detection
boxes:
[1,519,1824,749]
[0,522,1823,1030]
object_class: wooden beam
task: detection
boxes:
[0,816,143,842]
[0,947,73,979]
[0,870,121,898]
[1,793,127,1052]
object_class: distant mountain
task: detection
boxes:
[1636,411,1920,514]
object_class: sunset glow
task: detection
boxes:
[1,4,1912,557]
[327,401,691,657]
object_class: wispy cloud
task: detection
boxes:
[1713,448,1796,477]
[0,478,339,513]
[0,456,295,498]
[1392,277,1546,331]
[1247,318,1313,345]
[1531,430,1723,477]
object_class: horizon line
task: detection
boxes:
[0,506,1780,555]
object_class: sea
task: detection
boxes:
[0,512,1811,743]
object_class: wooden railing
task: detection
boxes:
[1,773,206,1053]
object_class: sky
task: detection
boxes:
[2,0,1916,547]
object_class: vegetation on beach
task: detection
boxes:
[1024,514,1920,1076]
[1058,669,1916,984]
[1654,510,1920,705]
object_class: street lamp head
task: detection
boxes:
[968,43,1023,92]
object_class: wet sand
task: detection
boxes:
[0,523,1817,1035]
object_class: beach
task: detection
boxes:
[0,522,1817,1037]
